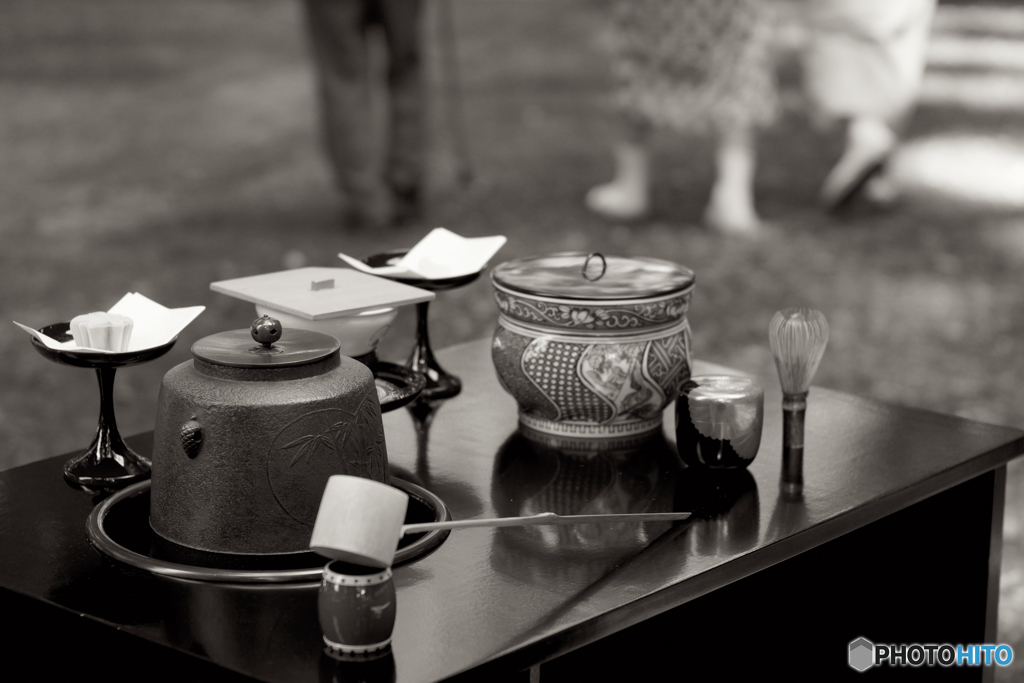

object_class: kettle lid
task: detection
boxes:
[192,316,340,369]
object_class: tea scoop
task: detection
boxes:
[311,475,691,568]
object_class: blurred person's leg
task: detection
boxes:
[701,0,776,234]
[705,120,760,235]
[588,0,775,231]
[804,0,937,210]
[379,0,425,224]
[304,0,392,227]
[585,116,762,234]
[585,121,651,222]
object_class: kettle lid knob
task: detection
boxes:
[250,315,283,349]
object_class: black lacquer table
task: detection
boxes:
[2,339,1022,682]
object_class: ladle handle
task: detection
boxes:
[399,511,691,536]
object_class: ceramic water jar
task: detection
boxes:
[491,252,695,438]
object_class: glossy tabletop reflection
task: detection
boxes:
[1,338,1023,682]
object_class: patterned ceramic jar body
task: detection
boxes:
[319,561,396,658]
[492,253,695,438]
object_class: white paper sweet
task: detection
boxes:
[70,312,134,352]
[339,227,507,280]
[14,292,205,353]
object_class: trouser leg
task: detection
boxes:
[303,0,389,216]
[378,0,425,205]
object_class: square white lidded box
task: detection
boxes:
[211,267,434,357]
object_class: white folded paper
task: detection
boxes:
[14,292,205,353]
[339,227,507,280]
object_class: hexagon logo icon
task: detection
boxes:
[849,637,875,672]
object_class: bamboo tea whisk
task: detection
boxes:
[768,308,829,493]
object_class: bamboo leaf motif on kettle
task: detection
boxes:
[283,421,348,467]
[282,396,383,478]
[282,434,317,467]
[280,392,380,471]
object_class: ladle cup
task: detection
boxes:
[310,475,692,568]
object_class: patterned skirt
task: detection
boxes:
[606,0,779,132]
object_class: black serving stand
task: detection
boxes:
[30,322,176,493]
[364,250,481,400]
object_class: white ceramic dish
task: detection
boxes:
[254,305,398,358]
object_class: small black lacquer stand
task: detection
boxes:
[408,300,462,399]
[31,323,176,494]
[364,250,480,400]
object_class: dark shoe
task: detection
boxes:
[390,186,422,227]
[339,179,396,229]
[821,120,896,213]
[823,158,888,213]
[341,201,394,231]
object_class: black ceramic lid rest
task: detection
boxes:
[191,328,341,369]
[491,252,695,300]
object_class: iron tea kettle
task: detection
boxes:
[150,316,389,556]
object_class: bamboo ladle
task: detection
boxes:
[310,475,691,568]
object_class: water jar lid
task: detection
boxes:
[491,252,695,301]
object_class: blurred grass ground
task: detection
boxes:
[1,0,1023,674]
